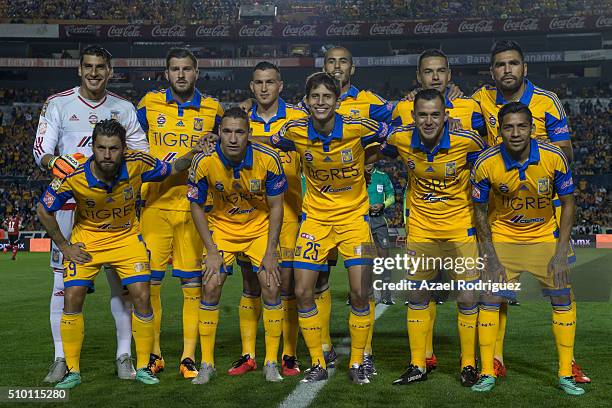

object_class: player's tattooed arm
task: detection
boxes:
[36,203,92,264]
[170,136,212,175]
[261,193,283,287]
[190,201,224,285]
[549,192,575,288]
[474,202,506,283]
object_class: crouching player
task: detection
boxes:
[470,103,583,395]
[37,119,201,389]
[188,108,287,384]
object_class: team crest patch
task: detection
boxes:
[52,249,60,263]
[111,110,120,120]
[88,114,98,127]
[85,198,96,208]
[341,149,353,164]
[43,191,56,208]
[294,246,302,256]
[194,118,203,131]
[499,184,510,194]
[51,178,63,191]
[133,262,150,273]
[249,179,261,192]
[123,186,134,201]
[488,115,496,126]
[215,181,224,192]
[157,114,166,126]
[350,109,360,118]
[445,162,457,178]
[304,150,313,162]
[538,178,550,195]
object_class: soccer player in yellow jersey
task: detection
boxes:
[188,107,287,384]
[228,62,307,377]
[391,48,487,373]
[470,103,583,395]
[471,40,587,381]
[372,89,486,386]
[136,48,224,378]
[36,119,201,389]
[260,72,391,384]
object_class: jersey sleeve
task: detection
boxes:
[367,92,394,123]
[33,98,61,167]
[359,118,391,147]
[186,153,209,204]
[140,153,171,182]
[125,104,149,153]
[552,148,574,196]
[136,94,149,134]
[470,160,491,204]
[214,101,224,131]
[379,128,400,158]
[470,100,486,135]
[466,132,488,165]
[264,151,288,196]
[544,94,570,142]
[39,177,74,212]
[269,122,297,152]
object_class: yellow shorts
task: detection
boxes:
[406,235,480,282]
[293,216,374,272]
[63,234,150,289]
[494,241,571,297]
[210,232,270,275]
[236,221,299,271]
[141,207,203,280]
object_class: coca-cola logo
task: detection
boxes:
[195,25,230,37]
[596,16,612,28]
[107,25,141,38]
[282,24,317,37]
[64,25,99,37]
[325,23,361,37]
[369,23,404,36]
[503,18,539,32]
[151,25,186,37]
[414,21,449,35]
[458,20,493,33]
[549,16,586,30]
[238,25,273,37]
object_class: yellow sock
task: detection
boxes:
[132,311,154,369]
[149,283,162,356]
[426,300,436,358]
[198,301,219,367]
[282,295,298,357]
[239,292,261,358]
[314,287,332,352]
[349,305,371,367]
[364,299,375,355]
[494,302,508,362]
[298,306,326,368]
[552,301,576,377]
[406,302,430,369]
[181,285,201,361]
[457,304,478,368]
[60,312,84,373]
[263,300,283,365]
[477,304,500,376]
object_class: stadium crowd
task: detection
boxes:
[4,0,610,23]
[0,86,609,233]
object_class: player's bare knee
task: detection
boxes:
[294,285,314,309]
[349,287,369,309]
[63,286,87,313]
[260,285,280,305]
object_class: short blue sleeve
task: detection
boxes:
[265,170,288,196]
[554,169,574,196]
[369,101,394,123]
[136,106,148,133]
[187,176,208,204]
[39,186,73,212]
[545,112,570,142]
[141,158,171,182]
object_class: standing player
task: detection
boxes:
[188,108,287,384]
[391,48,486,373]
[373,89,486,386]
[470,103,583,395]
[33,45,149,383]
[36,119,200,389]
[472,40,588,382]
[365,163,395,305]
[2,211,22,260]
[259,72,391,384]
[136,47,224,378]
[229,62,307,377]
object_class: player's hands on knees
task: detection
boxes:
[261,251,281,287]
[203,250,224,285]
[61,242,92,264]
[548,253,569,289]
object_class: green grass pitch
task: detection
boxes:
[0,249,611,407]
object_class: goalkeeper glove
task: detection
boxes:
[48,153,85,178]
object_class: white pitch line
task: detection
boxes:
[278,303,390,408]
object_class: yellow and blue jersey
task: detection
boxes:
[471,139,574,242]
[381,123,487,239]
[472,79,570,146]
[137,88,224,212]
[270,113,390,224]
[187,142,287,240]
[249,98,307,223]
[40,151,171,249]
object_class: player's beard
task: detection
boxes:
[170,82,196,102]
[498,73,524,94]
